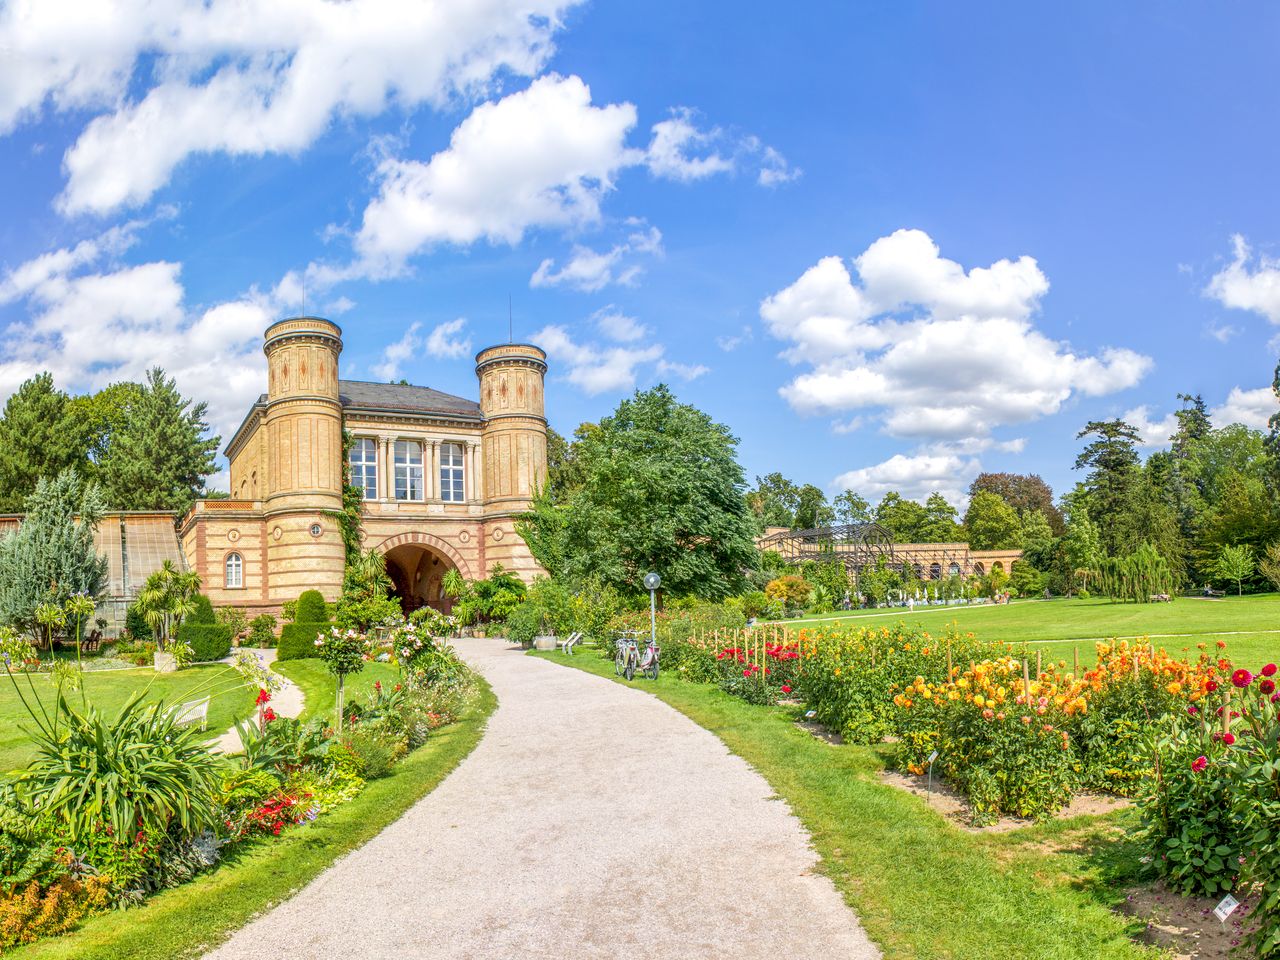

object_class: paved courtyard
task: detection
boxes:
[206,638,877,959]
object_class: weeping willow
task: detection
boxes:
[1096,542,1174,603]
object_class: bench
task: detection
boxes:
[173,696,211,731]
[557,631,583,655]
[1149,593,1172,603]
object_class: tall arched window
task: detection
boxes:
[439,442,465,502]
[225,552,243,589]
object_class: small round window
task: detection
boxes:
[310,523,322,537]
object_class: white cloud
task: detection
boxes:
[372,322,422,380]
[831,453,980,509]
[0,226,284,447]
[594,308,648,343]
[1212,386,1278,431]
[1122,405,1179,449]
[533,323,663,395]
[716,325,754,352]
[0,0,583,214]
[757,145,801,187]
[645,108,734,182]
[530,224,662,292]
[1205,234,1280,323]
[347,74,639,278]
[425,318,472,359]
[761,229,1151,441]
[1205,321,1238,343]
[657,359,710,381]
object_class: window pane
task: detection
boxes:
[394,440,424,501]
[348,438,377,500]
[225,553,242,588]
[440,442,464,502]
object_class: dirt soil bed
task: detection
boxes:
[1120,882,1258,959]
[878,769,1130,832]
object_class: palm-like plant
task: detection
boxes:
[34,601,65,651]
[135,560,201,649]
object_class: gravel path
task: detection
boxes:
[205,638,878,960]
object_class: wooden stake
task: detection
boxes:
[1023,659,1031,700]
[1073,646,1079,676]
[946,639,953,679]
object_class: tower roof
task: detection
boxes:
[337,379,481,420]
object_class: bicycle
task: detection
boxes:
[614,630,659,681]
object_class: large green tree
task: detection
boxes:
[0,374,90,511]
[832,489,872,526]
[793,483,833,530]
[919,492,963,543]
[1074,419,1142,554]
[518,385,756,600]
[874,492,928,542]
[0,470,108,642]
[96,368,219,514]
[968,472,1064,534]
[745,472,801,530]
[963,490,1022,550]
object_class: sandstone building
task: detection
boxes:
[179,317,548,617]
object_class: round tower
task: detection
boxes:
[475,343,548,512]
[262,317,346,603]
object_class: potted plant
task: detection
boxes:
[533,612,557,652]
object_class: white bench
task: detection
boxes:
[556,631,583,655]
[173,696,210,731]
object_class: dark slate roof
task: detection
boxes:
[337,380,481,420]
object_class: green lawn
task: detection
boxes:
[0,665,258,777]
[537,649,1156,960]
[272,658,403,724]
[10,676,495,960]
[780,593,1280,668]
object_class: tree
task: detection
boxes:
[1259,542,1280,592]
[832,490,871,527]
[1009,562,1047,598]
[919,492,963,543]
[518,385,757,600]
[0,470,107,644]
[1214,544,1255,596]
[0,374,90,511]
[96,368,219,514]
[963,491,1022,550]
[1061,492,1102,593]
[969,473,1064,534]
[793,484,833,530]
[545,425,593,502]
[1096,543,1173,603]
[875,492,928,542]
[1074,419,1142,553]
[745,472,800,530]
[134,559,202,649]
[1019,509,1057,570]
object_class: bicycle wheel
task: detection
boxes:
[614,647,625,676]
[646,660,659,681]
[624,657,635,681]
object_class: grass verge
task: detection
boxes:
[535,650,1156,960]
[272,659,402,725]
[10,675,496,960]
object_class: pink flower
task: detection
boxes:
[1187,705,1199,715]
[1232,669,1254,689]
[1191,755,1208,773]
[1223,732,1237,746]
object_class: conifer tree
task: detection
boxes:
[0,374,89,511]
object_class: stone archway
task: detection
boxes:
[370,532,472,616]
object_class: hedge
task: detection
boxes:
[175,595,232,662]
[277,590,331,661]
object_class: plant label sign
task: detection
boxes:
[1214,895,1240,923]
[927,750,939,764]
[805,710,817,719]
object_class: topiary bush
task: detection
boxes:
[174,595,232,661]
[248,613,277,647]
[277,590,331,661]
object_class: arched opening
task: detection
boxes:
[929,562,942,580]
[973,561,986,576]
[992,560,1005,573]
[382,544,458,616]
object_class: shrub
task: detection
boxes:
[764,575,812,610]
[123,603,153,642]
[277,590,331,661]
[247,613,277,647]
[503,600,546,647]
[215,605,249,640]
[0,873,111,949]
[174,595,232,661]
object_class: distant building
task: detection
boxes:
[179,316,548,617]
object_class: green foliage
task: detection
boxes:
[1214,543,1255,595]
[93,368,219,515]
[519,385,756,600]
[247,614,277,647]
[970,473,1064,533]
[0,374,90,512]
[831,489,871,527]
[448,564,527,626]
[1096,542,1174,603]
[745,471,802,530]
[19,692,227,845]
[1008,562,1047,598]
[874,492,929,542]
[278,592,332,661]
[134,559,201,649]
[214,605,248,639]
[963,490,1022,550]
[1075,419,1142,555]
[123,604,153,642]
[0,470,108,643]
[503,601,546,647]
[175,596,232,661]
[296,590,329,624]
[764,575,812,611]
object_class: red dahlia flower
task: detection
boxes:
[1263,663,1278,677]
[1232,669,1254,689]
[1262,679,1277,695]
[780,685,792,694]
[1205,679,1219,692]
[1192,755,1208,772]
[1223,732,1237,745]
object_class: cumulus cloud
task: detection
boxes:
[1122,405,1179,448]
[645,108,735,182]
[593,308,648,343]
[1212,386,1279,431]
[831,453,980,508]
[716,325,754,352]
[530,224,662,292]
[372,317,472,379]
[656,359,710,381]
[1205,234,1280,323]
[372,322,422,381]
[761,229,1151,441]
[533,323,662,395]
[0,225,290,446]
[425,318,472,359]
[0,0,583,214]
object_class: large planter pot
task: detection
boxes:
[533,635,558,652]
[153,651,179,673]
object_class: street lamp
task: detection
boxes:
[643,571,661,649]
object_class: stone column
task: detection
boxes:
[379,437,391,501]
[427,440,439,501]
[471,440,484,504]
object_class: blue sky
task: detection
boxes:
[1,1,1279,505]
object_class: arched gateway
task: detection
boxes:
[371,531,472,615]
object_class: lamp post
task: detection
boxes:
[643,571,661,649]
